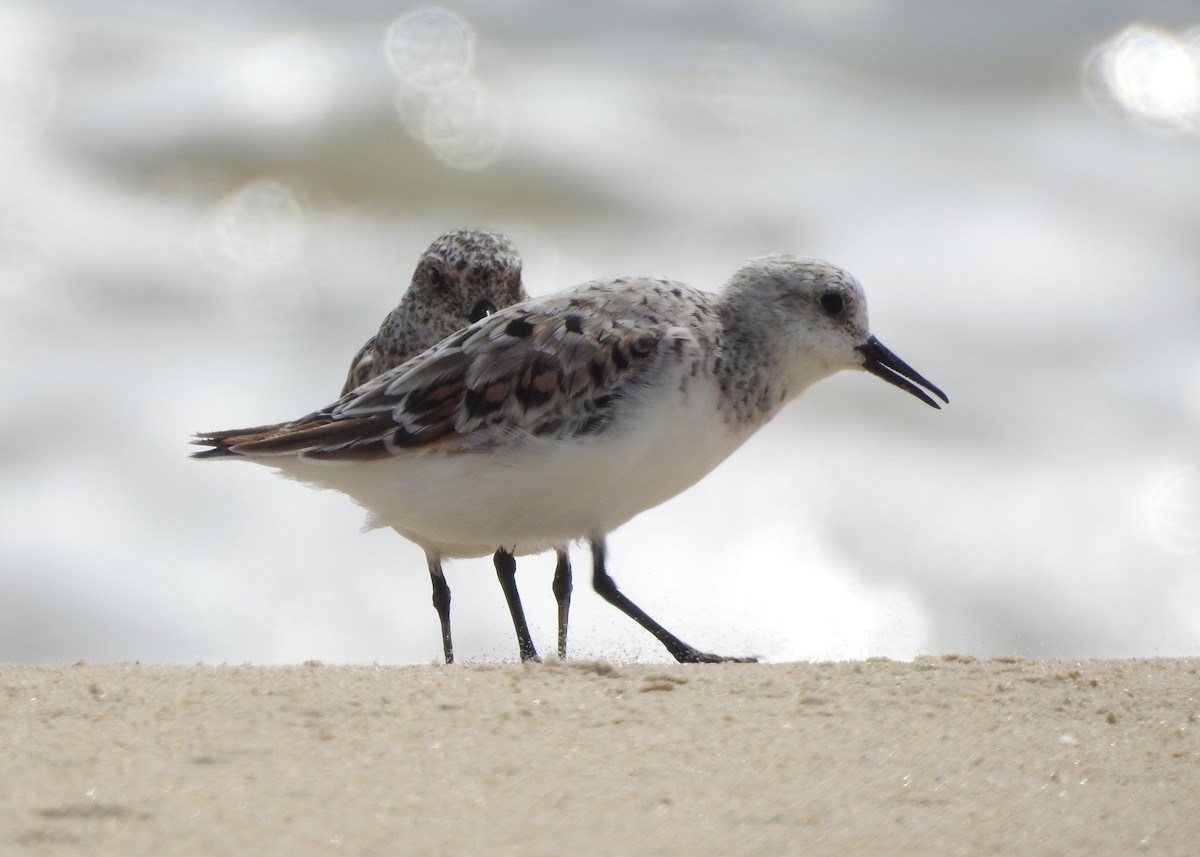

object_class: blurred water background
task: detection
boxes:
[2,1,1199,664]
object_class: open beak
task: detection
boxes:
[856,335,949,409]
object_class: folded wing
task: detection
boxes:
[192,281,704,463]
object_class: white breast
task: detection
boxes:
[271,377,755,558]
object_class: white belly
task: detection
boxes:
[269,386,754,558]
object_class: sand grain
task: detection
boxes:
[2,657,1197,855]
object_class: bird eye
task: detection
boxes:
[468,298,496,322]
[819,291,845,317]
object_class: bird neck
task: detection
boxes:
[712,307,791,427]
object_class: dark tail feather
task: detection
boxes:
[190,421,291,459]
[191,443,239,460]
[190,413,396,460]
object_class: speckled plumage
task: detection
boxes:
[225,278,718,459]
[340,228,559,664]
[341,229,527,396]
[195,254,947,662]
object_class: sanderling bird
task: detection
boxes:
[194,254,947,663]
[339,228,572,663]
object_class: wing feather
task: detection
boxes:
[192,280,713,461]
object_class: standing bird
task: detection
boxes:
[194,255,947,663]
[348,228,571,663]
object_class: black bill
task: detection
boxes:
[856,335,949,409]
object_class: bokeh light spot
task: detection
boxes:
[402,80,509,170]
[195,181,315,335]
[1085,24,1200,133]
[199,180,306,273]
[384,7,474,90]
[1145,467,1200,556]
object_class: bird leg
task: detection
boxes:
[426,553,454,664]
[588,536,756,664]
[493,549,540,662]
[552,548,573,659]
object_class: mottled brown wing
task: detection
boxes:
[194,283,702,462]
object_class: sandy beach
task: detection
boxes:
[2,657,1196,855]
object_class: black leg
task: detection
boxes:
[588,536,756,664]
[552,548,573,659]
[426,553,454,664]
[494,549,540,662]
